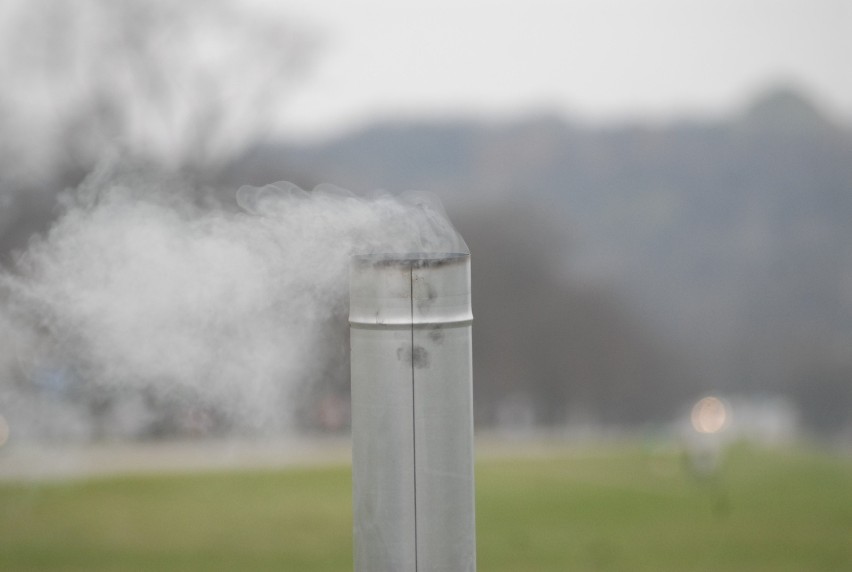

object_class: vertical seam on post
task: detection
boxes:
[410,263,419,572]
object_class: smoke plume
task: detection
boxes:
[0,163,466,440]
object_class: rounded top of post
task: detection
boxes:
[349,252,472,327]
[352,252,469,269]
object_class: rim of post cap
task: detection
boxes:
[352,252,469,268]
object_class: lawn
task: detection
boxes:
[0,442,850,571]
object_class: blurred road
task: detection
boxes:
[0,437,352,481]
[0,432,625,481]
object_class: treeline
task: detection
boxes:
[240,86,852,434]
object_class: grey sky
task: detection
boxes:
[266,0,851,138]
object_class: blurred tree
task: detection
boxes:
[792,364,852,435]
[455,201,690,427]
[0,0,318,439]
[0,0,315,180]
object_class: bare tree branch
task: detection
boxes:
[0,0,316,178]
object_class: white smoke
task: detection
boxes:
[0,163,466,441]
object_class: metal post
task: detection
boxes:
[350,253,476,572]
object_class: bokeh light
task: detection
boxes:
[691,396,729,434]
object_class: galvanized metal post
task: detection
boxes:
[350,253,476,572]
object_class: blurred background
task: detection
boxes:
[0,1,850,569]
[1,0,850,443]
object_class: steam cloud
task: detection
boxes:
[0,164,466,440]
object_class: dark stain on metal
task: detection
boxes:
[416,282,437,311]
[397,345,430,369]
[428,327,445,344]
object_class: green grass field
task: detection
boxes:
[1,442,850,571]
